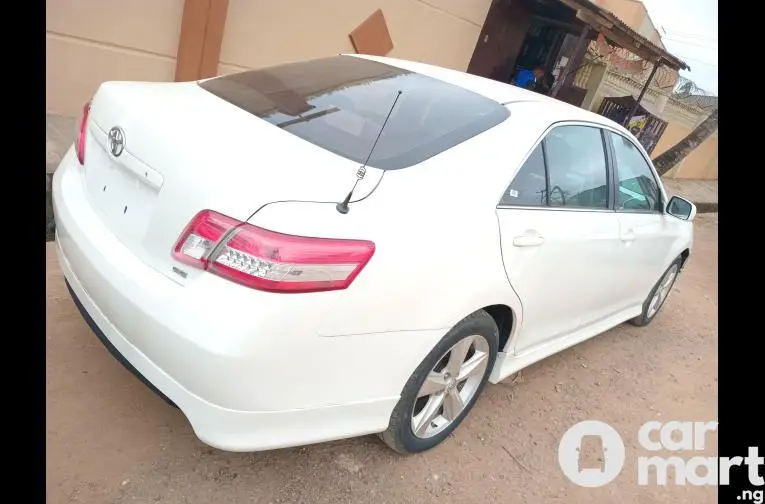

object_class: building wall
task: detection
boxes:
[592,0,660,46]
[675,132,717,180]
[46,0,492,115]
[652,123,718,180]
[46,0,185,117]
[592,0,643,33]
[218,0,492,75]
[637,14,663,47]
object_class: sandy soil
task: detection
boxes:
[46,214,718,504]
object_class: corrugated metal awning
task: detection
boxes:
[556,0,690,71]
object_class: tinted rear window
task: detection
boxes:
[199,56,509,170]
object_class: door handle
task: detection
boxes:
[621,230,636,242]
[513,233,545,247]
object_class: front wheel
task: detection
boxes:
[629,257,682,327]
[380,310,499,454]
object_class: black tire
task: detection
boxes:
[380,310,499,454]
[629,257,682,327]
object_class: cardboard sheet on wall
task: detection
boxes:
[349,9,394,56]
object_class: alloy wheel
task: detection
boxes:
[647,263,679,319]
[411,334,490,439]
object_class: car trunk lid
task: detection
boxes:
[82,80,382,284]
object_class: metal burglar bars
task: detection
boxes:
[597,96,668,155]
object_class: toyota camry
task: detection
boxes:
[52,54,695,454]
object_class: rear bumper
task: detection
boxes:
[52,147,427,451]
[65,279,177,408]
[57,236,398,451]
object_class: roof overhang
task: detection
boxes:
[557,0,690,71]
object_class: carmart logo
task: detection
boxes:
[558,419,763,492]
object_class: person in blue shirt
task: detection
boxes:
[512,66,546,90]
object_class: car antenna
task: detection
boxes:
[336,90,402,214]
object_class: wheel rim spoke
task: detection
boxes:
[417,372,448,398]
[412,392,445,436]
[661,268,677,289]
[445,337,473,377]
[648,293,661,317]
[457,351,488,381]
[442,389,465,421]
[647,266,677,318]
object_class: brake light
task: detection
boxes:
[173,210,375,293]
[76,101,91,165]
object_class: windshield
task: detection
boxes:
[199,56,509,170]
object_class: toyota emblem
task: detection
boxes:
[108,127,125,157]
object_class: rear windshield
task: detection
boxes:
[199,56,509,170]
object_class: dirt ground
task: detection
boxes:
[46,214,718,504]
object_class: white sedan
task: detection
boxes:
[52,54,695,454]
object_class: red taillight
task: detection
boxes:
[76,101,91,165]
[172,210,375,293]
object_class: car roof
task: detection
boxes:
[348,54,630,135]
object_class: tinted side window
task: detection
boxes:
[610,133,661,212]
[500,144,547,206]
[544,126,609,209]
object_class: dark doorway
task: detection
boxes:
[466,0,536,84]
[509,20,567,92]
[467,0,590,103]
[515,22,565,73]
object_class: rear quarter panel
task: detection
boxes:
[248,114,540,338]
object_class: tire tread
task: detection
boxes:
[379,310,498,454]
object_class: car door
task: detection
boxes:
[496,124,623,355]
[605,131,679,307]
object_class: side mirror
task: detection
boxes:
[666,196,696,222]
